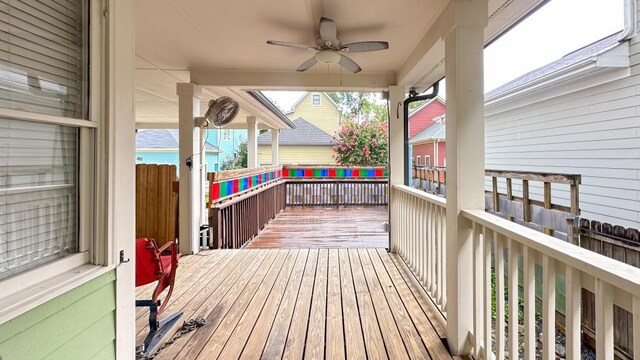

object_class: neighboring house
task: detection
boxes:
[410,115,446,167]
[136,129,220,172]
[484,31,639,229]
[408,96,446,138]
[207,128,247,165]
[258,92,342,165]
[407,97,446,167]
[257,118,338,164]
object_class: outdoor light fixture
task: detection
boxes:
[315,49,341,64]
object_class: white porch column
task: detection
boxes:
[388,85,405,252]
[247,116,258,168]
[443,0,488,355]
[177,83,202,255]
[271,129,279,165]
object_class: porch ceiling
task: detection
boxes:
[134,0,544,128]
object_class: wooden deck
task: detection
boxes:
[136,248,453,359]
[246,206,389,248]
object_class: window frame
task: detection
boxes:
[0,0,112,324]
[312,93,321,106]
[425,155,431,167]
[416,155,421,166]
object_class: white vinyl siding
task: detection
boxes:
[0,118,78,280]
[485,39,640,228]
[0,0,88,119]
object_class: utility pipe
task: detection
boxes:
[403,82,439,185]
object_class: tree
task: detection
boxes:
[333,120,388,166]
[221,143,247,170]
[327,92,387,124]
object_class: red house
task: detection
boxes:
[410,115,446,167]
[408,96,445,138]
[408,97,446,167]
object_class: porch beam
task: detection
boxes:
[177,82,204,255]
[443,0,488,355]
[190,69,396,91]
[247,116,258,168]
[271,129,279,165]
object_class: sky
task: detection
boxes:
[264,0,624,109]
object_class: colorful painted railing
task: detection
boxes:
[208,166,283,203]
[282,166,388,179]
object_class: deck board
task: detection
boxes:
[246,206,389,248]
[139,249,453,360]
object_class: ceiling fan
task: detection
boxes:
[266,17,389,73]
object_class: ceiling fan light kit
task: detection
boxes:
[316,50,341,64]
[267,17,389,73]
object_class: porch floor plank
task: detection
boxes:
[246,206,389,249]
[140,248,454,360]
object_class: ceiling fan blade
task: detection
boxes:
[339,55,361,73]
[341,41,389,53]
[266,40,315,50]
[296,56,318,72]
[319,17,338,47]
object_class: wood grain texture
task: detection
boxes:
[247,206,389,249]
[139,249,454,360]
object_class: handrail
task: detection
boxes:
[462,208,640,295]
[392,184,445,206]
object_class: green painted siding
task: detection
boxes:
[0,271,116,360]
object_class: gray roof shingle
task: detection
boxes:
[409,120,445,143]
[486,32,622,99]
[257,118,337,146]
[136,129,219,152]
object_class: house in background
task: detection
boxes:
[135,129,220,172]
[484,31,639,229]
[410,115,446,167]
[206,128,247,165]
[407,97,446,166]
[258,92,341,164]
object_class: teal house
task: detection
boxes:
[205,128,248,165]
[136,129,221,172]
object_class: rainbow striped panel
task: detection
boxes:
[210,169,283,202]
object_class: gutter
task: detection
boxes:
[403,81,439,185]
[618,0,637,41]
[246,91,296,129]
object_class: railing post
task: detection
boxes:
[443,0,488,355]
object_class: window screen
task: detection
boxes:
[0,0,88,119]
[312,94,320,105]
[0,118,78,280]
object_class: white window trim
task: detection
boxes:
[416,155,421,166]
[0,0,113,325]
[312,93,321,106]
[425,155,431,167]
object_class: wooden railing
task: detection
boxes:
[392,184,640,359]
[208,181,285,249]
[412,166,581,242]
[391,185,447,314]
[286,179,388,206]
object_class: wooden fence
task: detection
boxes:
[135,164,179,247]
[580,219,640,358]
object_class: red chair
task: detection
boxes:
[135,238,183,354]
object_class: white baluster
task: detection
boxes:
[633,296,640,360]
[565,266,581,360]
[507,238,519,360]
[542,255,555,360]
[483,226,493,359]
[523,246,536,360]
[595,279,614,360]
[496,234,506,360]
[473,222,485,358]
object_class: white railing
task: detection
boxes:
[391,184,447,314]
[392,184,640,360]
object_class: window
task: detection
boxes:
[425,155,431,167]
[312,93,321,106]
[0,0,90,282]
[416,156,421,166]
[222,129,231,141]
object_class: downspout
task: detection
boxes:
[618,0,636,41]
[403,81,439,185]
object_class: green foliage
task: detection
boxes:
[327,92,387,123]
[332,120,388,166]
[221,143,247,170]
